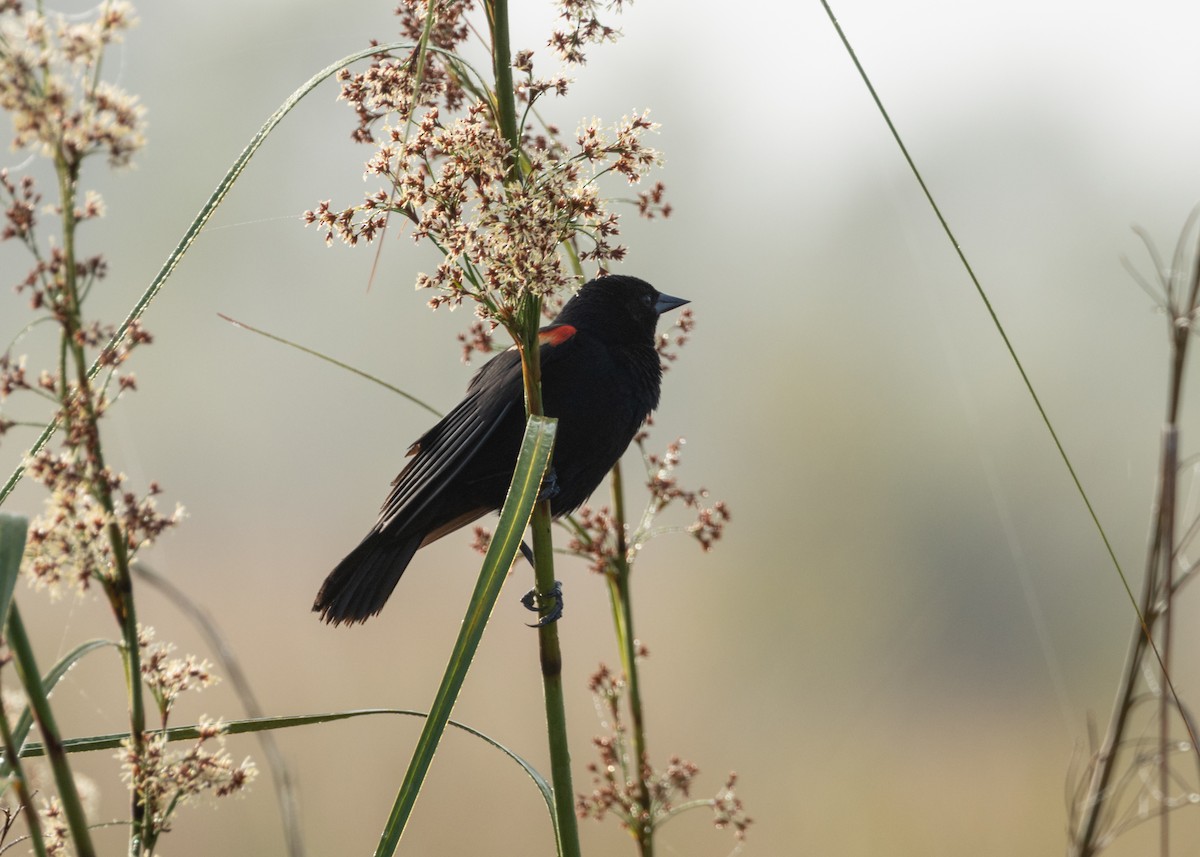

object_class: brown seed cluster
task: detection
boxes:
[549,0,627,65]
[118,718,257,832]
[576,663,752,841]
[116,627,257,829]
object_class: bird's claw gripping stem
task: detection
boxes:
[521,580,564,627]
[537,466,561,503]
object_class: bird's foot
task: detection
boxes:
[518,540,535,566]
[521,580,564,627]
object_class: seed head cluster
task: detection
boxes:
[576,663,752,841]
[0,1,145,169]
[565,433,731,576]
[118,717,257,834]
[303,0,666,330]
[118,627,257,833]
[0,5,253,850]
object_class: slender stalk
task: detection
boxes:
[485,3,579,853]
[7,604,97,857]
[606,460,654,856]
[52,150,148,855]
[1159,426,1176,857]
[485,0,521,159]
[515,296,581,857]
[1071,236,1200,857]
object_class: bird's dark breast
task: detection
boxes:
[542,338,660,514]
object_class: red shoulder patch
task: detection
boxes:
[538,324,577,347]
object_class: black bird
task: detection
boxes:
[315,275,688,625]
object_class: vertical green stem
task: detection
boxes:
[606,461,653,856]
[486,2,580,854]
[514,297,581,857]
[53,152,147,855]
[7,604,97,857]
[485,0,521,159]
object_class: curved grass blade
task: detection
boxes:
[0,638,115,785]
[0,521,115,806]
[20,708,555,824]
[0,40,417,512]
[817,0,1197,756]
[216,313,443,419]
[375,415,557,857]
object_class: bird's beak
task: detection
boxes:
[654,292,689,315]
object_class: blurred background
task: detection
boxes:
[4,1,1200,854]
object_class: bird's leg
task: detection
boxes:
[537,466,561,503]
[521,467,561,624]
[521,579,564,627]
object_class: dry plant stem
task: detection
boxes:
[8,603,97,857]
[606,460,654,856]
[1159,427,1175,857]
[52,156,148,854]
[1071,241,1200,857]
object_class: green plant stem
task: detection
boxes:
[7,603,97,857]
[52,151,148,855]
[485,2,579,853]
[514,294,581,857]
[531,500,578,857]
[372,417,556,856]
[485,0,521,160]
[606,460,653,855]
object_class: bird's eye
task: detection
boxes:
[641,293,653,307]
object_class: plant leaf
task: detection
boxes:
[375,414,557,857]
[0,638,116,787]
[0,514,26,625]
[20,708,555,822]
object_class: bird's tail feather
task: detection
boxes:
[314,531,421,625]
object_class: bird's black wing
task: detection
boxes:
[371,323,584,532]
[372,347,524,533]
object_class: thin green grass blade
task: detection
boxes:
[0,40,417,512]
[19,709,554,819]
[0,516,116,816]
[818,1,1127,585]
[0,638,116,786]
[7,605,97,857]
[374,415,557,857]
[0,515,26,625]
[216,313,443,418]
